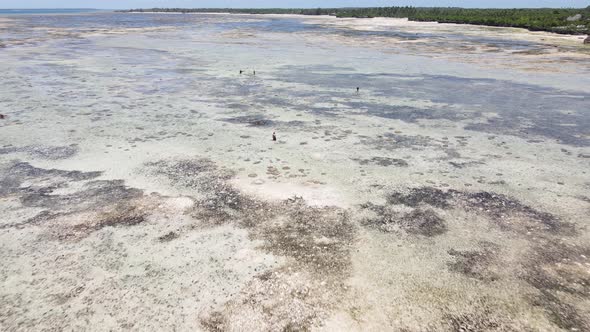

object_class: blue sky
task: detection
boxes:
[2,1,589,9]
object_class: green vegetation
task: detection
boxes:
[336,7,590,35]
[119,6,590,35]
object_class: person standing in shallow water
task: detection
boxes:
[272,131,276,141]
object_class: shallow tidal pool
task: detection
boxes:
[1,12,589,331]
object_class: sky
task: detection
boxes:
[1,0,588,9]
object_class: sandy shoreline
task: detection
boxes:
[128,11,590,40]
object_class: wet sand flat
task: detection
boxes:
[1,13,589,331]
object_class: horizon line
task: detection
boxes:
[1,6,588,10]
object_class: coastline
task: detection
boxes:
[125,11,590,39]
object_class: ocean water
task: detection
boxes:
[0,8,104,15]
[1,12,589,331]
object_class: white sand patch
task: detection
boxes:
[232,176,347,208]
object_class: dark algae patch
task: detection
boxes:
[158,231,179,242]
[0,144,79,160]
[443,309,502,332]
[387,187,453,209]
[352,156,409,167]
[258,197,354,276]
[382,186,575,236]
[524,240,590,331]
[144,158,356,331]
[0,161,146,240]
[364,185,590,330]
[447,242,499,281]
[0,161,102,197]
[2,159,587,330]
[20,180,142,212]
[221,115,276,127]
[2,158,589,330]
[400,209,447,237]
[361,201,447,237]
[358,132,434,151]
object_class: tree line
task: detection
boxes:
[119,7,590,35]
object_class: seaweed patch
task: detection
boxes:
[0,161,102,197]
[143,158,355,330]
[447,242,499,281]
[387,187,453,209]
[523,240,590,331]
[0,161,146,241]
[361,201,447,237]
[380,187,575,236]
[351,156,409,167]
[221,115,276,127]
[0,145,79,160]
[358,132,434,151]
[365,185,589,330]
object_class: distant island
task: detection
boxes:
[118,6,590,35]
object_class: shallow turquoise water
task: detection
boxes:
[0,8,104,15]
